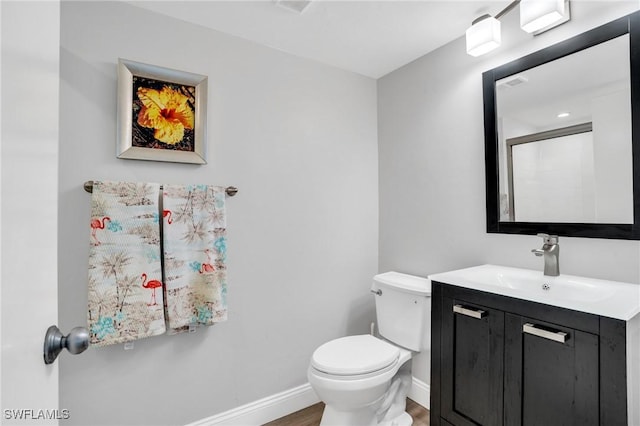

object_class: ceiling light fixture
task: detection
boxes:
[466,14,502,57]
[466,1,518,57]
[521,0,570,34]
[466,0,570,57]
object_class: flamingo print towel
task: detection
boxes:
[87,181,166,346]
[162,184,228,333]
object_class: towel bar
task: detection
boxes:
[83,180,238,197]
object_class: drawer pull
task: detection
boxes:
[453,304,487,319]
[523,323,568,343]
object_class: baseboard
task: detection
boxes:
[186,383,320,426]
[408,377,430,409]
[188,376,429,426]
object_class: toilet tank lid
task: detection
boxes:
[373,271,431,296]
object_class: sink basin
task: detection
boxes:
[428,264,640,320]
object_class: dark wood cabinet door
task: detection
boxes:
[504,313,599,426]
[441,297,505,426]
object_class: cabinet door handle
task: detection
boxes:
[453,304,487,319]
[523,323,568,343]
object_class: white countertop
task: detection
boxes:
[429,264,640,321]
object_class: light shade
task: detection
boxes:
[520,0,566,34]
[466,15,501,57]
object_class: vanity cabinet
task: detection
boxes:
[431,281,628,426]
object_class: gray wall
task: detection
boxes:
[58,2,378,425]
[378,1,640,383]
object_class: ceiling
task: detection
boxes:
[127,0,505,78]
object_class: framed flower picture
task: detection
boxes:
[117,59,208,164]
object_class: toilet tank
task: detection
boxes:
[372,271,431,352]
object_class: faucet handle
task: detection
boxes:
[536,233,558,244]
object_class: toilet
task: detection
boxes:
[308,271,431,426]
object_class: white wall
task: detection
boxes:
[58,2,378,425]
[378,1,640,384]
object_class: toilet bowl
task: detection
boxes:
[308,272,431,426]
[308,335,413,426]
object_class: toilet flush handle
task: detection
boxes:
[371,289,382,296]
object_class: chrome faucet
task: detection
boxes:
[531,233,560,276]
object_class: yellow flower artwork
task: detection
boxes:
[136,86,195,145]
[118,60,207,163]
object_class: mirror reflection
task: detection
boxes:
[496,34,632,224]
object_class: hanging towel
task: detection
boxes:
[87,181,166,346]
[162,184,228,333]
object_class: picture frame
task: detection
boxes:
[117,58,208,164]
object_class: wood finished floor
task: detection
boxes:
[263,398,429,426]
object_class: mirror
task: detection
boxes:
[483,11,640,239]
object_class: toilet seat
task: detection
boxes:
[311,335,400,376]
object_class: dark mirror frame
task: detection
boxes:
[484,11,640,239]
